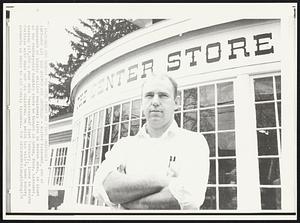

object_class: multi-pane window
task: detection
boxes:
[253,74,281,210]
[176,81,237,210]
[174,91,182,126]
[77,111,103,205]
[77,98,145,206]
[48,147,68,187]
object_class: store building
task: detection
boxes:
[57,18,296,212]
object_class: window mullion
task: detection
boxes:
[234,75,261,211]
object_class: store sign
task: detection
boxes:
[103,33,273,86]
[167,33,274,72]
[76,31,276,110]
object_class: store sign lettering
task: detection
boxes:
[167,33,274,71]
[91,32,274,98]
[94,59,153,95]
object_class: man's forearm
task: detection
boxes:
[121,187,180,210]
[103,171,171,204]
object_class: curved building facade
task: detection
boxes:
[62,18,295,212]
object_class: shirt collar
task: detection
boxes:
[137,120,179,139]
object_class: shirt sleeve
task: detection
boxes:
[168,134,210,209]
[92,139,127,206]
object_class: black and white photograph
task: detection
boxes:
[3,2,297,220]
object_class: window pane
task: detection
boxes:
[91,187,95,205]
[277,102,281,127]
[84,186,90,204]
[90,130,95,147]
[183,111,197,132]
[255,103,276,128]
[94,147,101,165]
[130,119,140,136]
[261,188,281,210]
[98,110,104,128]
[78,168,82,184]
[93,112,98,129]
[200,109,215,132]
[218,132,236,156]
[103,126,110,144]
[259,158,281,185]
[84,150,89,166]
[200,187,216,210]
[279,129,282,150]
[257,129,278,156]
[113,105,120,123]
[203,133,215,157]
[86,167,91,184]
[105,107,112,125]
[96,128,103,146]
[111,124,119,143]
[121,102,130,121]
[101,146,109,163]
[174,113,181,127]
[80,186,84,204]
[131,99,141,119]
[87,115,93,131]
[219,159,236,184]
[82,134,86,149]
[80,151,84,166]
[62,167,65,177]
[88,148,94,165]
[92,166,99,183]
[84,117,88,132]
[200,84,215,108]
[120,122,129,138]
[275,76,281,100]
[82,167,86,184]
[208,159,216,184]
[254,77,274,102]
[86,132,91,148]
[218,106,235,130]
[219,187,237,209]
[183,88,198,110]
[217,82,233,105]
[175,91,182,111]
[76,186,80,203]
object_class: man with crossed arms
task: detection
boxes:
[93,73,209,210]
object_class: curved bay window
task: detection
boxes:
[75,76,284,210]
[76,98,146,206]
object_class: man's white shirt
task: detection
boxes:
[93,120,209,210]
